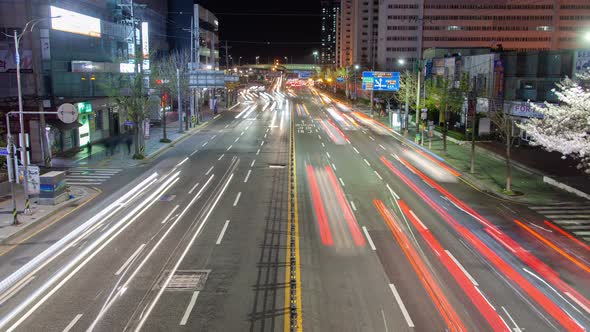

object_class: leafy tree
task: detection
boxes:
[113,73,150,159]
[519,71,590,173]
[393,71,419,130]
[425,77,465,152]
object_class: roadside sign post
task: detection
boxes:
[5,104,76,219]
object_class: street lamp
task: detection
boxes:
[585,31,590,42]
[284,56,288,64]
[313,51,319,65]
[352,64,360,101]
[255,56,260,65]
[398,59,406,66]
[3,16,60,218]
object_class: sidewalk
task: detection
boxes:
[322,89,589,204]
[0,184,97,243]
[0,107,221,244]
[51,109,217,169]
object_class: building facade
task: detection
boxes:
[338,0,355,67]
[167,1,219,69]
[0,0,168,161]
[321,0,340,65]
[377,0,590,71]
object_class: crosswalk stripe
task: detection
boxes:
[68,171,120,175]
[66,182,103,185]
[71,168,123,171]
[532,203,589,243]
[545,214,590,219]
[66,179,106,182]
[532,209,590,213]
[67,175,111,179]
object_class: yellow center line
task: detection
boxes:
[285,99,303,332]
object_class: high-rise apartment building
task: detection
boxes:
[377,1,590,71]
[336,0,380,68]
[321,0,340,65]
[338,0,355,67]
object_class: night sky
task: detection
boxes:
[198,0,321,65]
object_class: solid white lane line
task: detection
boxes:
[409,210,428,230]
[331,163,337,171]
[218,154,224,161]
[162,205,180,224]
[205,166,214,175]
[0,276,35,306]
[179,291,200,325]
[256,149,260,155]
[362,227,377,251]
[190,149,199,156]
[501,307,523,332]
[379,144,386,150]
[389,283,414,327]
[364,159,371,166]
[62,314,83,332]
[251,159,256,167]
[350,200,357,211]
[202,142,208,147]
[475,287,495,310]
[233,192,242,206]
[176,158,189,167]
[115,244,146,276]
[244,170,252,183]
[353,147,360,154]
[227,145,233,151]
[135,174,233,332]
[216,220,231,245]
[386,184,400,200]
[445,250,479,286]
[339,177,345,187]
[374,171,383,180]
[326,152,331,158]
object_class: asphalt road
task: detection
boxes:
[0,80,588,332]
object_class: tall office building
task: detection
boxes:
[377,0,590,71]
[336,0,379,68]
[321,0,340,65]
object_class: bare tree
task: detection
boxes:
[488,98,516,193]
[425,76,465,153]
[152,50,192,134]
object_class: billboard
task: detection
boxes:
[50,6,101,38]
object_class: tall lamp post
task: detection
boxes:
[313,51,319,65]
[4,16,59,217]
[352,64,360,102]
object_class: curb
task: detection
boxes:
[0,186,100,246]
[144,117,215,162]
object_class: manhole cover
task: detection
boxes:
[160,270,210,291]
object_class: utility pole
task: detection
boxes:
[177,68,183,133]
[14,30,31,215]
[470,76,477,173]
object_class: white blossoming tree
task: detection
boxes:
[520,70,590,173]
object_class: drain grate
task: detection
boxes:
[160,270,210,291]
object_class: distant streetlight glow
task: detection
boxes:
[585,31,590,42]
[354,64,360,70]
[398,59,406,65]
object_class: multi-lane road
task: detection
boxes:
[0,78,588,332]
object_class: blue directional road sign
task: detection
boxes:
[0,148,8,156]
[337,77,344,83]
[362,71,400,91]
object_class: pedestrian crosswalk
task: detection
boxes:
[66,168,122,186]
[530,203,590,242]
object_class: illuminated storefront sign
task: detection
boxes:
[120,63,134,73]
[76,102,93,114]
[78,114,90,147]
[50,6,101,38]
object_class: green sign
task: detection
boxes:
[76,102,93,114]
